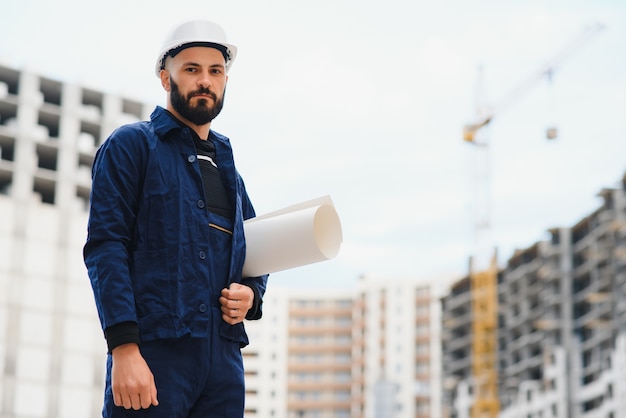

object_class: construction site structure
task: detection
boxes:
[463,23,605,418]
[442,172,626,417]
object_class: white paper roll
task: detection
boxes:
[242,196,342,277]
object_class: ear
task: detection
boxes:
[160,70,171,92]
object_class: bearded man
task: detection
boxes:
[84,20,268,418]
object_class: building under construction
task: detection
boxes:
[442,173,626,417]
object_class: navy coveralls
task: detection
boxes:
[84,106,267,417]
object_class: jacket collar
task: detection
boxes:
[150,106,231,148]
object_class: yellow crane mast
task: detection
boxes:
[464,23,605,418]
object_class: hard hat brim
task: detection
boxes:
[154,40,238,76]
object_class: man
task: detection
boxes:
[84,20,268,417]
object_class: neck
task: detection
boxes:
[167,106,211,140]
[186,120,211,140]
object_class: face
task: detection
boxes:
[161,47,228,126]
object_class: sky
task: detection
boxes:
[1,0,625,291]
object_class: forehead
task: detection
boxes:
[169,46,226,67]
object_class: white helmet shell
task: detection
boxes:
[155,20,238,76]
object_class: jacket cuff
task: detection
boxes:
[243,284,263,320]
[104,321,140,353]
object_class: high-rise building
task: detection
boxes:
[441,274,472,418]
[356,275,445,418]
[442,173,626,417]
[243,277,446,418]
[0,63,151,417]
[286,289,354,418]
[241,286,290,418]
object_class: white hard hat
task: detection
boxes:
[155,20,238,76]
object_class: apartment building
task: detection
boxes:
[241,286,290,418]
[498,231,573,418]
[442,172,626,417]
[287,290,354,418]
[242,275,446,418]
[441,274,472,418]
[356,274,444,418]
[241,286,355,418]
[0,63,152,417]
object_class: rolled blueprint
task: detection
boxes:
[242,196,343,277]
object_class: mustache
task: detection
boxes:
[190,88,216,100]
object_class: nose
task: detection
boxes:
[197,70,212,88]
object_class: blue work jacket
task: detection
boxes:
[83,106,267,347]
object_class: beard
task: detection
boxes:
[170,76,225,125]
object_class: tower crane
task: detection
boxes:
[463,23,605,418]
[463,22,605,144]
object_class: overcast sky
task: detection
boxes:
[2,0,625,290]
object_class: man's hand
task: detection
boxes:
[220,283,254,325]
[111,343,159,410]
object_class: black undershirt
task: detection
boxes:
[191,132,233,220]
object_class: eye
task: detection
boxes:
[210,68,224,76]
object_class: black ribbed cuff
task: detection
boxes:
[104,321,140,353]
[244,284,263,320]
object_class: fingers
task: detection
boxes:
[220,286,252,325]
[220,284,253,310]
[113,379,157,410]
[220,303,242,325]
[138,375,158,409]
[110,344,158,410]
[151,376,159,407]
[223,283,253,302]
[113,392,124,409]
[113,389,140,410]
